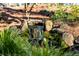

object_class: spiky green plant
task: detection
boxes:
[0,27,78,56]
[0,28,31,56]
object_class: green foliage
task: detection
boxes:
[0,27,78,56]
[51,5,79,22]
[0,28,30,56]
[44,30,67,48]
[68,5,79,21]
[51,9,65,21]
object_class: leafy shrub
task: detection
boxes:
[51,9,65,21]
[51,5,79,22]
